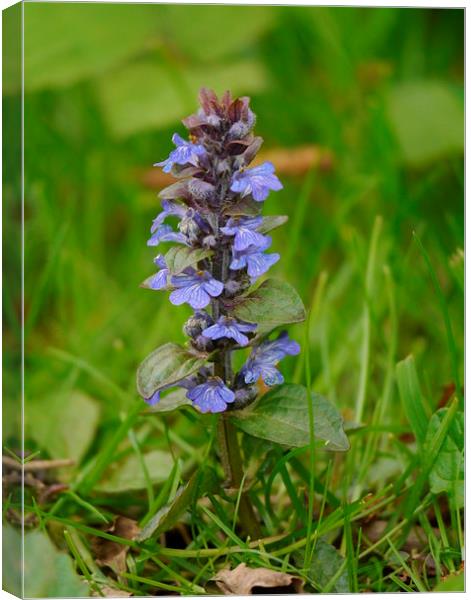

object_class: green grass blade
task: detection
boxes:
[396,355,429,446]
[413,232,463,406]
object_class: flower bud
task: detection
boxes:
[224,279,242,296]
[179,214,201,243]
[230,385,258,410]
[183,312,214,339]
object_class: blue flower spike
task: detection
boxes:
[139,89,300,416]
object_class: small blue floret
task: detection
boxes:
[230,161,283,202]
[155,133,206,173]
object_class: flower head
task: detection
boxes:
[220,216,268,251]
[241,331,300,386]
[169,270,223,309]
[202,316,256,346]
[230,237,280,279]
[187,377,235,413]
[140,90,302,417]
[155,133,206,173]
[230,162,282,202]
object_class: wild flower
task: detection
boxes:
[136,89,350,539]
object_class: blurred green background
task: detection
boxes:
[3,4,463,469]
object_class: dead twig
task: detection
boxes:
[2,456,75,472]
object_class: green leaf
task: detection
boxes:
[434,571,464,592]
[232,279,306,335]
[23,3,159,93]
[3,525,89,597]
[97,59,268,138]
[224,195,262,217]
[137,466,218,540]
[396,355,429,446]
[136,343,207,400]
[143,388,191,414]
[300,538,350,593]
[96,450,174,493]
[258,215,288,234]
[386,80,463,165]
[425,409,464,508]
[232,384,350,451]
[164,246,213,275]
[26,390,100,464]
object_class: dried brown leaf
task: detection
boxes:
[92,586,132,597]
[252,145,333,176]
[209,562,304,595]
[92,516,140,575]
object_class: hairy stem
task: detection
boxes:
[216,416,262,539]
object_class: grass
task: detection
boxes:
[3,4,464,596]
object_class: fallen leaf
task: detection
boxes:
[252,145,334,176]
[92,586,132,597]
[208,562,304,595]
[92,516,140,574]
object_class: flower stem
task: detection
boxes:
[216,415,262,539]
[212,243,261,539]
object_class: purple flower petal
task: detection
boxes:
[240,332,300,387]
[169,271,223,309]
[220,216,267,251]
[144,390,161,405]
[155,133,206,173]
[229,254,247,270]
[230,161,283,202]
[202,278,224,298]
[229,237,279,278]
[153,254,167,269]
[169,284,210,309]
[151,200,187,233]
[187,378,235,413]
[244,363,284,386]
[246,252,280,278]
[149,268,169,290]
[202,317,256,346]
[147,224,188,247]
